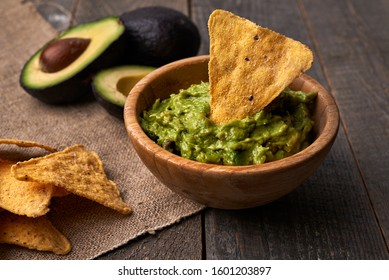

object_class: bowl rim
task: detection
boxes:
[124,55,340,175]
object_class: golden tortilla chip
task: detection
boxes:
[0,159,54,217]
[51,186,70,197]
[0,138,57,153]
[0,211,71,255]
[11,145,132,215]
[208,10,314,124]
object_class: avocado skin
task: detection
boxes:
[92,85,124,119]
[19,18,127,104]
[120,7,201,67]
[20,72,89,104]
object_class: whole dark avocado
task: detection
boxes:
[120,6,201,67]
[20,16,127,104]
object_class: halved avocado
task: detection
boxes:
[20,16,126,104]
[92,65,155,118]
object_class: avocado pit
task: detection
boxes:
[116,75,146,96]
[39,37,91,73]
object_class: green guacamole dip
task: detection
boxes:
[141,82,317,165]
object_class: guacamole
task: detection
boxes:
[141,82,317,165]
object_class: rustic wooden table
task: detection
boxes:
[30,0,389,260]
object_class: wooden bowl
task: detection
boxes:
[124,55,339,209]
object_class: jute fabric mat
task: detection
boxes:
[0,0,204,260]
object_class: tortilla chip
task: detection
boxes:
[0,139,57,153]
[0,211,71,255]
[208,10,314,124]
[0,159,54,217]
[51,186,70,197]
[11,144,132,215]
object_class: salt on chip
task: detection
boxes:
[0,159,54,217]
[0,211,71,255]
[208,10,314,124]
[11,144,132,215]
[0,138,57,153]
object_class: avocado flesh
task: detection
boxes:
[92,65,154,118]
[20,16,126,104]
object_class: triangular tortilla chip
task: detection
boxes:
[11,145,132,215]
[0,211,71,255]
[208,10,313,124]
[0,160,54,217]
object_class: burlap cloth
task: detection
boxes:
[0,0,204,259]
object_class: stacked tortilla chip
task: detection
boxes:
[0,139,132,255]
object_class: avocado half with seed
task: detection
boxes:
[92,65,155,118]
[20,16,126,104]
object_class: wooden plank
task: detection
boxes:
[189,0,211,55]
[193,0,388,259]
[31,0,190,30]
[205,130,388,259]
[300,0,389,248]
[72,0,189,24]
[97,214,203,260]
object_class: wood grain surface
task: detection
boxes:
[26,0,389,259]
